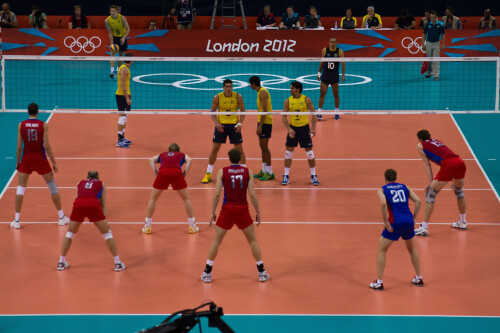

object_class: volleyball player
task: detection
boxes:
[281,81,319,186]
[370,169,423,290]
[316,37,345,120]
[202,79,246,184]
[414,130,467,236]
[249,76,274,181]
[201,149,269,282]
[115,54,133,148]
[105,5,130,79]
[144,143,198,234]
[57,171,126,271]
[11,103,68,229]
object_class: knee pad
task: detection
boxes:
[426,187,440,203]
[305,150,315,160]
[46,179,59,194]
[102,231,113,240]
[285,150,294,160]
[451,185,464,199]
[118,116,127,125]
[16,186,26,196]
[65,231,75,239]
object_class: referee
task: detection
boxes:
[422,11,445,81]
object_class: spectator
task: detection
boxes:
[69,5,90,29]
[256,5,276,28]
[149,19,157,30]
[362,6,382,29]
[423,11,445,81]
[395,9,415,29]
[478,9,497,30]
[442,6,461,30]
[0,3,17,28]
[418,10,431,29]
[304,5,322,28]
[340,8,356,29]
[279,5,300,29]
[171,0,196,30]
[29,4,48,29]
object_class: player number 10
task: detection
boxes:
[231,175,243,189]
[390,189,406,203]
[327,62,335,70]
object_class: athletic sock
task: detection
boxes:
[318,108,322,112]
[416,275,422,280]
[59,255,66,263]
[58,210,65,219]
[188,217,195,227]
[110,67,114,73]
[256,261,265,273]
[241,164,247,167]
[113,255,121,264]
[284,167,290,176]
[204,260,214,273]
[118,131,124,140]
[310,167,316,176]
[207,164,214,174]
[421,221,429,229]
[261,163,267,173]
[145,218,152,227]
[377,279,383,284]
[459,214,466,223]
[335,108,339,111]
[14,212,20,222]
[267,165,273,174]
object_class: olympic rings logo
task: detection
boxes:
[133,73,372,90]
[401,37,424,54]
[64,36,102,53]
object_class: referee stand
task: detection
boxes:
[210,0,247,29]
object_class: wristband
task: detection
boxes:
[235,123,242,127]
[317,72,321,76]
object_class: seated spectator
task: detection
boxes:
[29,4,48,29]
[256,5,276,28]
[418,10,431,29]
[69,5,90,29]
[340,8,357,29]
[442,6,461,30]
[149,19,157,30]
[478,9,497,30]
[171,0,196,30]
[304,5,322,28]
[362,6,382,29]
[394,9,415,29]
[279,5,300,29]
[0,3,17,28]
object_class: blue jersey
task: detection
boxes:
[382,182,414,224]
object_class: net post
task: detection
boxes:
[496,56,500,113]
[0,24,4,112]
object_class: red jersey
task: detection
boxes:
[20,119,46,158]
[159,151,185,169]
[421,139,458,165]
[222,165,249,205]
[76,178,103,199]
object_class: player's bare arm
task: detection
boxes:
[235,93,245,133]
[247,172,261,225]
[417,143,433,183]
[257,90,269,135]
[16,123,22,169]
[317,48,326,81]
[121,16,130,43]
[340,49,346,82]
[104,20,113,46]
[150,155,160,175]
[184,154,192,176]
[100,183,107,216]
[211,95,223,132]
[43,123,58,172]
[377,188,392,232]
[408,188,422,219]
[210,169,224,225]
[306,96,317,135]
[282,99,295,138]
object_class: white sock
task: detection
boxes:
[459,214,466,223]
[416,275,422,280]
[284,167,290,176]
[188,217,195,227]
[256,260,263,266]
[110,67,114,73]
[14,212,20,222]
[335,107,339,111]
[421,221,429,229]
[377,279,383,284]
[113,255,121,264]
[261,163,267,172]
[310,167,316,176]
[118,130,124,136]
[318,108,322,112]
[145,218,152,227]
[207,260,214,266]
[59,255,66,263]
[267,165,273,174]
[207,164,214,174]
[241,164,247,167]
[58,210,65,219]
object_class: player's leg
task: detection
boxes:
[370,236,393,290]
[317,82,328,120]
[176,187,198,233]
[416,179,448,236]
[254,137,268,179]
[259,137,274,180]
[110,49,117,78]
[203,142,222,183]
[41,171,68,225]
[451,177,467,229]
[332,83,340,120]
[201,226,229,282]
[144,188,163,233]
[94,219,125,271]
[404,237,423,286]
[233,143,246,166]
[305,146,319,186]
[57,220,82,270]
[282,146,294,185]
[12,172,29,228]
[241,223,269,281]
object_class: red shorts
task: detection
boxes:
[216,204,254,230]
[153,168,187,190]
[70,198,106,223]
[18,155,51,175]
[435,156,466,181]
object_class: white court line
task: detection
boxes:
[52,157,477,161]
[450,115,500,203]
[0,113,54,200]
[1,221,499,225]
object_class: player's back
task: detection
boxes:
[222,165,249,205]
[20,119,45,157]
[382,182,413,224]
[76,179,103,200]
[421,139,458,165]
[159,151,185,169]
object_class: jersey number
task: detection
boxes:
[295,110,300,119]
[430,139,444,147]
[327,62,335,70]
[84,182,93,189]
[390,190,407,203]
[231,175,243,189]
[26,129,38,142]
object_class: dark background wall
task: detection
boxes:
[11,0,499,17]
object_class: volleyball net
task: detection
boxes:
[1,55,499,114]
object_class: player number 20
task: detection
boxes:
[327,62,335,70]
[390,189,406,203]
[26,129,37,142]
[231,175,243,189]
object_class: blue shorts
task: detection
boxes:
[381,223,415,241]
[113,36,128,51]
[258,123,272,139]
[320,72,339,86]
[286,125,312,148]
[116,94,131,112]
[213,124,243,144]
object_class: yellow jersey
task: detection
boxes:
[107,14,126,37]
[217,91,239,124]
[288,94,309,127]
[116,64,130,95]
[257,87,273,125]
